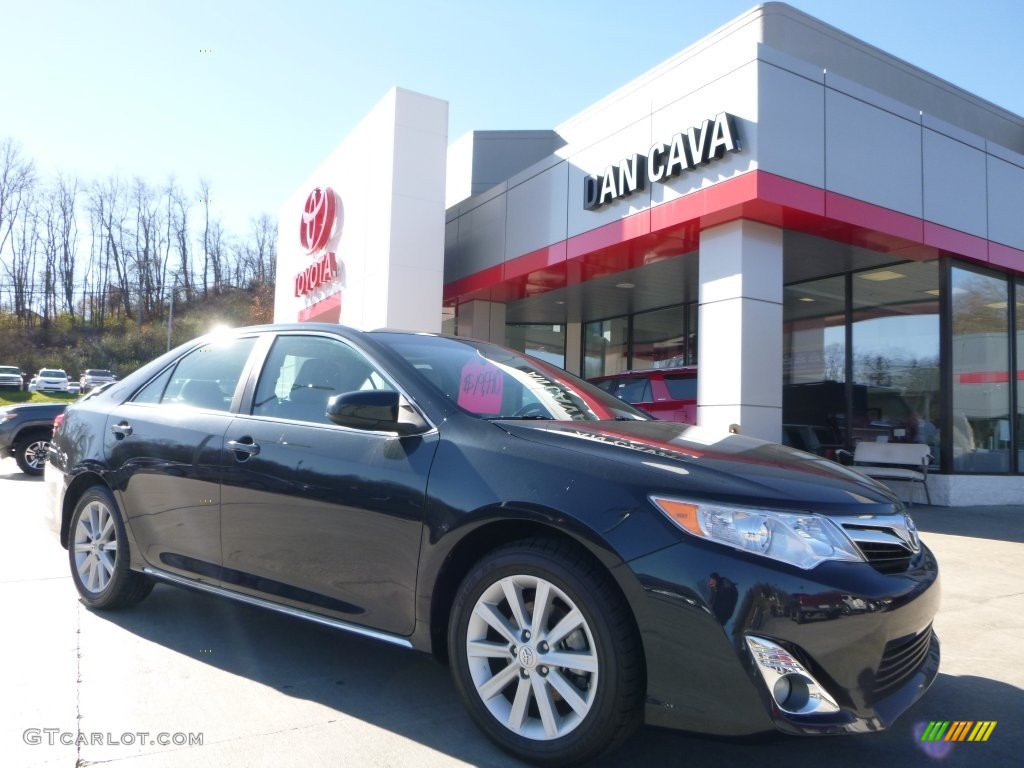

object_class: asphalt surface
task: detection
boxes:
[1,456,1021,767]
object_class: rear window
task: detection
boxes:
[664,376,697,400]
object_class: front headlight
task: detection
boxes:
[650,496,864,569]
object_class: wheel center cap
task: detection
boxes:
[518,645,537,669]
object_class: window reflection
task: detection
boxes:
[506,324,566,369]
[952,267,1010,472]
[583,317,629,379]
[852,262,940,466]
[783,276,847,458]
[782,262,941,467]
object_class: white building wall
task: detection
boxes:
[275,87,448,332]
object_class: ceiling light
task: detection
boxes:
[924,289,940,296]
[858,270,906,282]
[985,301,1008,309]
[799,297,815,302]
[615,282,635,289]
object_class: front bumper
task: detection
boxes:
[622,538,940,736]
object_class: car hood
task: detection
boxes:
[496,419,899,511]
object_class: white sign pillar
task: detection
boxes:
[275,87,449,332]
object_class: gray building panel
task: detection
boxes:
[987,156,1024,251]
[922,129,987,238]
[506,162,569,260]
[825,89,922,217]
[756,60,825,188]
[455,194,508,280]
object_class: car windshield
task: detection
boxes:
[376,333,650,421]
[40,369,66,378]
[0,367,19,374]
[87,370,113,377]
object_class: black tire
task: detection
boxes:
[68,486,153,610]
[448,538,644,766]
[14,431,50,476]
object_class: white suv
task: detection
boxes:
[28,368,70,393]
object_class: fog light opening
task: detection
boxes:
[746,635,841,716]
[772,673,811,713]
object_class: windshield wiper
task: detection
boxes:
[483,415,553,420]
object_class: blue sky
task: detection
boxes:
[1,0,1020,236]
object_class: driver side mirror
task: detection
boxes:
[326,390,428,435]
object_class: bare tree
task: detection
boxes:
[89,176,133,319]
[5,188,39,320]
[55,176,79,322]
[199,178,211,296]
[0,139,37,315]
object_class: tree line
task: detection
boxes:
[0,137,277,330]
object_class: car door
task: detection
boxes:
[219,331,437,636]
[105,335,259,582]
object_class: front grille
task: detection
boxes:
[841,522,917,574]
[873,625,933,700]
[854,541,913,574]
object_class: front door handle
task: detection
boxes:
[227,439,260,458]
[110,422,132,438]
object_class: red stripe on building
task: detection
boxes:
[444,170,1024,305]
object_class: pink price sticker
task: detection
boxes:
[458,360,504,414]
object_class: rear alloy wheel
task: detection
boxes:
[14,433,50,475]
[69,487,153,609]
[449,538,643,765]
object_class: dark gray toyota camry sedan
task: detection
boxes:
[46,324,939,766]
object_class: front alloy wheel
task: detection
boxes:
[449,538,643,766]
[14,435,50,475]
[69,487,153,609]
[466,574,598,741]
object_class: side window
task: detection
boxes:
[133,337,256,411]
[616,378,652,404]
[252,335,394,425]
[664,376,697,400]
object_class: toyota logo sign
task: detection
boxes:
[299,187,337,254]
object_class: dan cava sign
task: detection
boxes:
[584,112,740,210]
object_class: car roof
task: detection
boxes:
[590,366,698,381]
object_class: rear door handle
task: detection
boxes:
[110,422,132,438]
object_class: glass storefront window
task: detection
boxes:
[952,267,1010,472]
[782,276,847,457]
[632,306,688,369]
[583,317,629,379]
[852,261,940,466]
[506,324,566,368]
[1016,280,1024,473]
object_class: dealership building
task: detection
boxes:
[275,2,1024,506]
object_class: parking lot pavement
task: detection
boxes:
[2,457,1022,767]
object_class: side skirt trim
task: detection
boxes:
[142,566,414,649]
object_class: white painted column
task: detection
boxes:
[455,300,507,343]
[697,220,783,441]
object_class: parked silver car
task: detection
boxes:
[79,369,116,393]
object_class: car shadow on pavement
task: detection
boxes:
[86,583,1023,768]
[909,505,1024,544]
[0,468,44,482]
